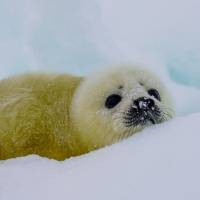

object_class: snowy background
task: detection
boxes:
[0,0,200,199]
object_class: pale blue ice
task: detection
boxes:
[167,51,200,88]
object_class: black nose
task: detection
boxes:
[134,97,155,110]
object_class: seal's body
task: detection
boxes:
[0,65,174,160]
[0,73,83,160]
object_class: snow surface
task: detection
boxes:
[1,113,200,200]
[0,0,200,199]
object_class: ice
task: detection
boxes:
[0,0,108,77]
[1,113,200,200]
[0,0,200,79]
[167,51,200,88]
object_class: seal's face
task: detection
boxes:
[72,66,175,150]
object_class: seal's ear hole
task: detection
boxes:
[139,82,144,86]
[118,85,123,89]
[105,94,122,109]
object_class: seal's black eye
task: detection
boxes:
[148,89,161,101]
[105,94,122,109]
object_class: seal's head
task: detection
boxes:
[71,65,175,151]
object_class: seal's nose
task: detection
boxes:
[134,97,155,110]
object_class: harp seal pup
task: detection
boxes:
[0,65,174,160]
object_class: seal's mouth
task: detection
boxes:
[123,105,161,127]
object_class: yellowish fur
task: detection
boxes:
[0,73,84,160]
[0,65,174,160]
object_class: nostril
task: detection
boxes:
[133,99,139,108]
[147,98,155,108]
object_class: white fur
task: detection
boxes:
[71,65,174,151]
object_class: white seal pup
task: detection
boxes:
[0,65,174,160]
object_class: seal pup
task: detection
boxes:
[0,65,174,160]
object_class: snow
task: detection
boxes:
[1,113,200,200]
[0,0,200,199]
